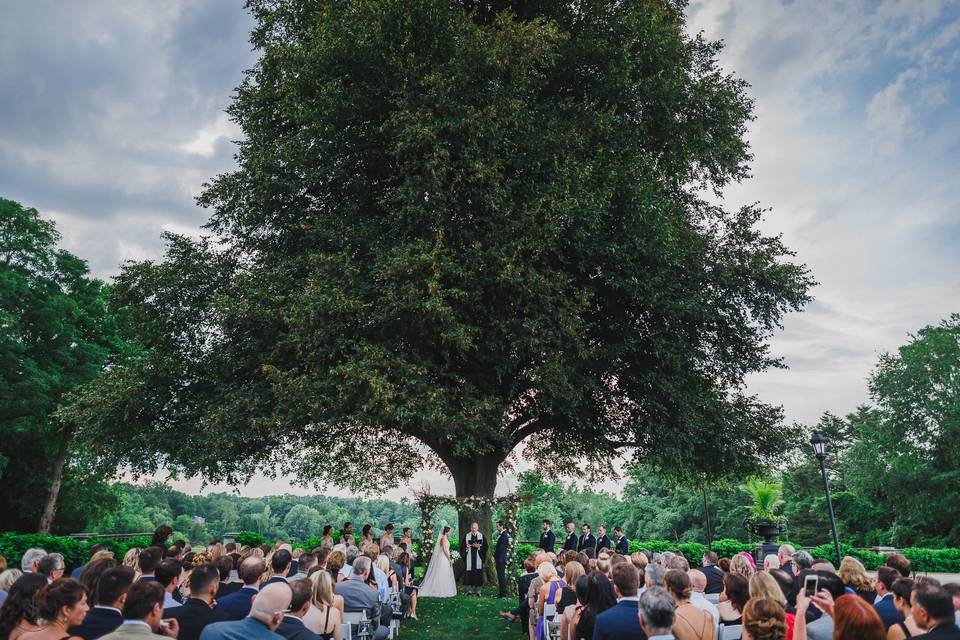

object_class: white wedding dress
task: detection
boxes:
[417,535,457,597]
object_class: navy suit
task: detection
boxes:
[69,606,123,640]
[592,599,647,640]
[495,530,511,598]
[563,532,578,551]
[874,593,905,630]
[165,598,230,640]
[578,533,596,552]
[216,582,244,600]
[539,530,556,552]
[615,536,630,555]
[262,576,288,587]
[276,615,320,640]
[596,534,611,553]
[200,617,284,640]
[215,586,259,619]
[702,564,725,595]
[914,623,960,639]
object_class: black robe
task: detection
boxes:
[463,531,488,586]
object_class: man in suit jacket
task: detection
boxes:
[596,526,612,553]
[199,583,292,640]
[593,563,647,640]
[613,527,630,555]
[912,584,960,640]
[700,551,724,595]
[875,566,905,629]
[334,557,389,640]
[276,579,320,640]
[562,523,578,551]
[217,557,267,619]
[577,524,596,553]
[777,544,796,583]
[538,520,556,552]
[638,587,675,640]
[165,565,230,640]
[495,521,511,599]
[262,550,292,586]
[99,581,178,640]
[70,566,135,640]
[215,557,243,600]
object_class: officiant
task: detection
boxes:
[462,521,488,596]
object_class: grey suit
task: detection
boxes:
[334,577,389,640]
[99,621,159,640]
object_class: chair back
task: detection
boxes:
[340,622,353,640]
[720,623,743,640]
[705,592,721,604]
[542,603,557,618]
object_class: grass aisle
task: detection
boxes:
[402,587,524,640]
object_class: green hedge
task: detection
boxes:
[233,531,267,547]
[0,533,152,572]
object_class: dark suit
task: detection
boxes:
[874,593,905,630]
[914,623,960,640]
[137,575,156,582]
[592,599,647,640]
[495,530,511,598]
[199,617,283,640]
[166,598,230,640]
[276,615,320,640]
[215,585,259,619]
[563,532,578,551]
[262,575,288,587]
[539,529,556,552]
[702,564,725,595]
[578,533,596,553]
[596,534,611,553]
[615,536,629,555]
[69,605,122,640]
[781,560,795,580]
[216,582,243,600]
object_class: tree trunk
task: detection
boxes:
[38,424,72,533]
[447,450,504,585]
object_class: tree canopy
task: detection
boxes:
[70,0,812,532]
[0,198,124,531]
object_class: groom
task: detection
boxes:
[463,521,488,596]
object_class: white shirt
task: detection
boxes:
[618,595,640,602]
[690,592,720,624]
[95,606,122,614]
[163,592,181,609]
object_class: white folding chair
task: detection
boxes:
[720,623,743,640]
[340,622,353,640]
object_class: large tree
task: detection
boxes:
[0,198,124,532]
[72,0,812,536]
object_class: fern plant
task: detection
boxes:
[740,477,787,529]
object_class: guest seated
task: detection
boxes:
[718,572,750,624]
[887,578,923,640]
[638,587,676,640]
[701,552,724,595]
[216,557,267,619]
[742,597,787,640]
[30,578,90,640]
[839,557,874,603]
[0,573,49,640]
[910,583,960,639]
[875,566,906,629]
[886,554,912,579]
[277,579,327,640]
[763,555,781,572]
[593,562,645,640]
[215,556,243,600]
[163,564,229,640]
[333,557,389,640]
[687,570,719,624]
[101,581,178,640]
[665,569,715,640]
[38,553,67,582]
[69,566,135,640]
[0,568,23,606]
[77,558,119,605]
[303,571,342,639]
[498,555,536,624]
[200,582,293,640]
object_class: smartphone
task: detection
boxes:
[804,574,819,597]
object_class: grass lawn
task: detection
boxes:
[401,586,526,640]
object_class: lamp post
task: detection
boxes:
[702,485,713,550]
[811,431,842,567]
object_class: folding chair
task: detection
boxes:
[720,623,743,640]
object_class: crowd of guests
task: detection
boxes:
[498,530,960,640]
[0,523,422,640]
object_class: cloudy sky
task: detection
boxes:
[2,1,958,499]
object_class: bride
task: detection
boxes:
[417,526,457,597]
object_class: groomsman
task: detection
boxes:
[539,520,556,552]
[614,527,630,555]
[494,521,510,598]
[596,526,611,553]
[562,522,578,551]
[577,524,596,553]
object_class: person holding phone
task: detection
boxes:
[99,581,179,640]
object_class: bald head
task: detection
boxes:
[239,556,267,586]
[250,582,292,630]
[688,570,707,593]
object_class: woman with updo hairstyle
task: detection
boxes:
[665,569,716,640]
[326,550,346,583]
[0,572,48,640]
[741,597,787,640]
[150,525,173,548]
[839,556,875,603]
[730,552,756,578]
[30,578,89,640]
[718,572,751,624]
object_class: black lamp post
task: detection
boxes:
[702,485,712,550]
[811,430,842,566]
